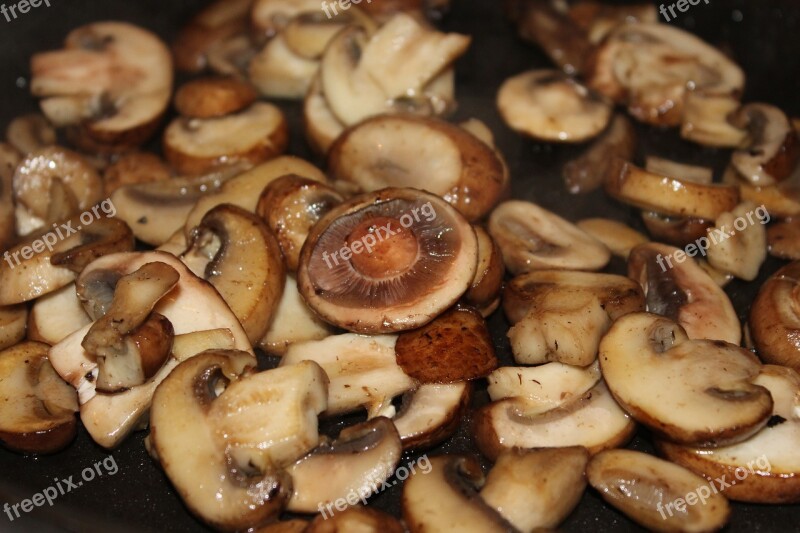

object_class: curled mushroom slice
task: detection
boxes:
[393,382,470,451]
[102,151,171,196]
[481,447,589,531]
[31,22,172,150]
[183,204,285,344]
[586,23,744,126]
[174,76,257,119]
[600,313,772,446]
[248,33,320,100]
[5,114,56,155]
[328,114,506,222]
[705,202,767,281]
[681,92,748,148]
[576,218,648,259]
[628,243,740,344]
[563,114,636,194]
[640,211,714,248]
[0,305,26,351]
[28,285,91,346]
[730,103,799,186]
[298,188,478,333]
[657,365,800,503]
[750,261,800,372]
[767,218,800,260]
[497,69,612,143]
[281,334,415,418]
[488,200,611,274]
[587,450,731,532]
[402,455,514,532]
[286,417,402,513]
[256,175,344,271]
[463,226,504,315]
[164,102,289,176]
[606,159,740,220]
[473,381,635,461]
[0,342,78,454]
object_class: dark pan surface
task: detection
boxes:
[0,0,799,531]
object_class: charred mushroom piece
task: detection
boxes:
[286,417,402,513]
[657,365,800,503]
[395,305,497,383]
[767,218,800,260]
[328,114,507,222]
[0,305,27,350]
[576,218,648,259]
[402,455,514,532]
[164,102,289,176]
[281,334,416,418]
[628,243,741,344]
[489,200,611,274]
[587,449,730,532]
[640,211,714,248]
[463,226,505,316]
[563,114,636,194]
[298,188,478,333]
[750,261,800,372]
[681,92,748,148]
[183,204,285,344]
[705,202,767,280]
[31,22,172,150]
[497,70,612,143]
[257,175,344,271]
[174,77,257,119]
[481,447,589,531]
[731,103,799,186]
[393,382,470,450]
[0,342,78,454]
[102,151,171,196]
[599,313,772,446]
[5,114,56,155]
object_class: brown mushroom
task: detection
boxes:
[750,261,800,372]
[463,226,505,315]
[102,151,171,196]
[567,1,657,43]
[730,103,799,185]
[680,92,748,148]
[5,113,56,155]
[174,77,257,119]
[0,304,27,350]
[767,218,800,260]
[576,218,649,258]
[393,382,470,451]
[0,143,19,250]
[640,211,714,248]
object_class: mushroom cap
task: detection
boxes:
[750,261,800,372]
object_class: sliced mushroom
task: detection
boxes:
[250,0,321,37]
[767,218,800,260]
[628,243,741,344]
[328,114,507,222]
[730,103,799,186]
[587,449,730,532]
[31,22,172,150]
[256,175,344,271]
[567,1,657,43]
[207,34,259,79]
[645,156,714,184]
[393,382,470,450]
[183,204,285,344]
[463,226,505,315]
[286,417,402,513]
[298,188,478,333]
[305,506,403,533]
[304,73,346,155]
[497,69,612,143]
[174,76,257,119]
[281,334,415,418]
[640,211,714,248]
[27,285,92,346]
[705,202,767,280]
[282,10,360,60]
[0,304,27,350]
[402,455,514,532]
[102,151,171,196]
[5,114,56,155]
[164,102,289,175]
[0,341,78,454]
[657,365,800,503]
[488,200,611,274]
[248,33,320,100]
[599,312,772,446]
[680,92,748,148]
[481,447,589,531]
[586,23,744,126]
[0,143,19,250]
[750,261,800,372]
[576,218,648,258]
[697,259,734,288]
[474,381,635,461]
[729,170,800,220]
[259,274,336,356]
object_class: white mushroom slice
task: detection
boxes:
[281,334,416,417]
[31,22,172,149]
[392,382,470,450]
[697,259,734,288]
[487,362,601,415]
[402,455,515,532]
[489,200,611,274]
[282,11,355,60]
[681,92,748,148]
[250,0,321,36]
[286,417,402,513]
[657,365,800,503]
[28,285,91,345]
[576,218,649,259]
[586,23,744,126]
[497,70,611,142]
[587,450,731,532]
[481,447,589,532]
[5,114,56,155]
[645,156,714,184]
[303,74,345,155]
[259,275,336,356]
[731,103,799,186]
[0,305,27,351]
[164,102,288,175]
[599,313,772,446]
[248,34,319,99]
[473,381,635,460]
[706,202,767,280]
[628,242,741,344]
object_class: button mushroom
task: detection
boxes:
[174,76,258,119]
[102,151,172,196]
[750,261,800,372]
[297,188,478,334]
[599,312,773,446]
[30,22,173,150]
[489,200,611,274]
[576,218,649,258]
[730,103,799,186]
[0,341,78,454]
[705,202,767,281]
[392,382,470,451]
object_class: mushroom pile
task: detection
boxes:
[0,1,798,531]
